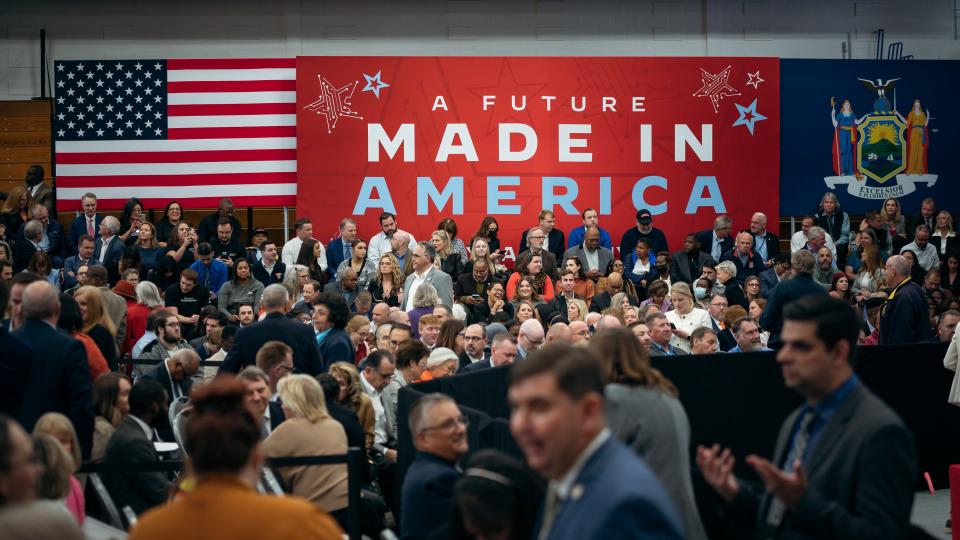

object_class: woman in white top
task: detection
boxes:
[664,282,711,353]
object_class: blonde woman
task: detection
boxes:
[34,413,85,524]
[880,197,906,241]
[328,362,375,450]
[368,253,402,307]
[263,375,349,525]
[664,282,711,353]
[567,298,588,322]
[75,285,119,370]
[430,230,463,278]
[135,221,165,275]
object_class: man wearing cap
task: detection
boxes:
[245,227,270,262]
[620,209,669,265]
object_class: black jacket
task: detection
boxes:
[221,312,324,375]
[694,229,733,261]
[14,319,93,458]
[879,280,935,345]
[103,416,171,515]
[252,260,287,287]
[519,228,566,264]
[0,328,34,419]
[759,274,828,344]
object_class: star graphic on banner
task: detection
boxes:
[303,75,363,133]
[746,70,764,89]
[361,70,390,98]
[732,98,767,135]
[692,65,740,114]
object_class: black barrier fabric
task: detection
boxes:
[397,343,960,502]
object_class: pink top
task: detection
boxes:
[66,475,85,524]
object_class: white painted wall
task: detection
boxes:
[1,0,957,100]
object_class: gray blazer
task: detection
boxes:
[402,266,454,309]
[605,384,707,540]
[728,382,917,539]
[563,244,614,276]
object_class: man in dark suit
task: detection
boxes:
[239,366,287,438]
[94,216,126,284]
[588,272,635,313]
[323,267,359,308]
[670,233,716,285]
[62,234,102,290]
[760,250,828,345]
[460,332,516,374]
[24,164,53,210]
[103,379,171,516]
[400,394,469,540]
[519,210,566,263]
[0,280,33,418]
[697,295,917,539]
[510,344,683,540]
[759,253,791,299]
[748,211,781,267]
[14,281,94,458]
[21,203,67,266]
[325,218,358,280]
[879,254,935,344]
[719,232,766,284]
[563,226,614,280]
[67,192,104,254]
[252,240,286,287]
[694,215,734,262]
[12,219,42,273]
[457,324,488,371]
[517,227,559,280]
[221,284,324,375]
[141,349,201,402]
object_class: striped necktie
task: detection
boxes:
[766,409,817,527]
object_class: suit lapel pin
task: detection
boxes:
[570,484,584,501]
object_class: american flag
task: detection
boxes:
[53,58,296,211]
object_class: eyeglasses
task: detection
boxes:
[463,335,484,342]
[278,364,294,373]
[165,322,180,327]
[521,332,544,346]
[421,415,469,433]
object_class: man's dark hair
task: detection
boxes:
[702,261,716,272]
[294,218,312,230]
[774,252,791,265]
[11,272,42,288]
[311,292,351,330]
[730,316,755,335]
[690,326,717,342]
[77,234,95,247]
[197,242,213,257]
[509,344,604,401]
[389,323,412,337]
[206,311,229,329]
[378,212,396,223]
[365,349,395,370]
[221,324,240,341]
[259,240,276,253]
[129,379,167,418]
[151,309,175,334]
[216,217,233,229]
[396,340,430,370]
[316,373,340,404]
[85,265,108,286]
[783,295,860,361]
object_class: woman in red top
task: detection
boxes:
[119,280,163,356]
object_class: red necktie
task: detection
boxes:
[87,218,94,237]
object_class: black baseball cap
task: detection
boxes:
[252,227,269,237]
[636,209,653,225]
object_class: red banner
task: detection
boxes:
[296,57,779,257]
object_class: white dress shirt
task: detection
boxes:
[367,229,417,267]
[404,269,429,311]
[360,372,388,445]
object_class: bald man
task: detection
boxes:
[749,211,780,266]
[545,322,572,345]
[516,319,545,360]
[570,320,591,344]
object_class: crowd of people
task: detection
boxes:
[0,167,955,539]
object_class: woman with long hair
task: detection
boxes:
[431,230,464,278]
[92,373,131,461]
[0,185,32,241]
[464,236,502,281]
[609,292,632,324]
[164,221,198,270]
[438,217,469,264]
[263,375,349,525]
[283,264,309,303]
[743,275,762,304]
[135,222,165,275]
[591,330,707,540]
[901,249,927,285]
[128,377,342,539]
[749,298,770,348]
[0,240,11,262]
[514,300,536,323]
[73,287,119,371]
[119,245,143,281]
[436,319,466,356]
[368,253,402,307]
[880,197,907,247]
[506,251,554,301]
[829,272,854,304]
[567,298,588,323]
[33,431,85,524]
[509,277,542,310]
[218,258,264,323]
[33,413,85,524]
[941,253,960,297]
[119,197,145,245]
[852,242,885,301]
[472,216,502,260]
[57,293,110,379]
[931,210,959,261]
[27,251,60,289]
[336,239,375,290]
[563,256,596,303]
[296,238,327,285]
[155,201,183,248]
[328,362,374,451]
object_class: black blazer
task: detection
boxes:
[722,280,748,310]
[759,274,828,343]
[221,312,324,376]
[268,400,287,432]
[0,328,34,419]
[750,230,781,262]
[589,291,614,313]
[141,360,193,400]
[930,235,960,260]
[710,318,737,352]
[94,235,127,284]
[103,416,171,515]
[400,452,461,540]
[694,229,733,260]
[669,250,716,284]
[519,228,566,264]
[12,236,37,273]
[459,359,492,374]
[758,267,781,299]
[14,319,94,458]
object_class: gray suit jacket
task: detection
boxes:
[728,382,917,539]
[403,266,454,309]
[563,244,615,277]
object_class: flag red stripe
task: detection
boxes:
[62,195,296,212]
[56,172,297,188]
[167,80,296,93]
[166,126,297,139]
[167,58,296,70]
[167,103,296,116]
[56,148,295,165]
